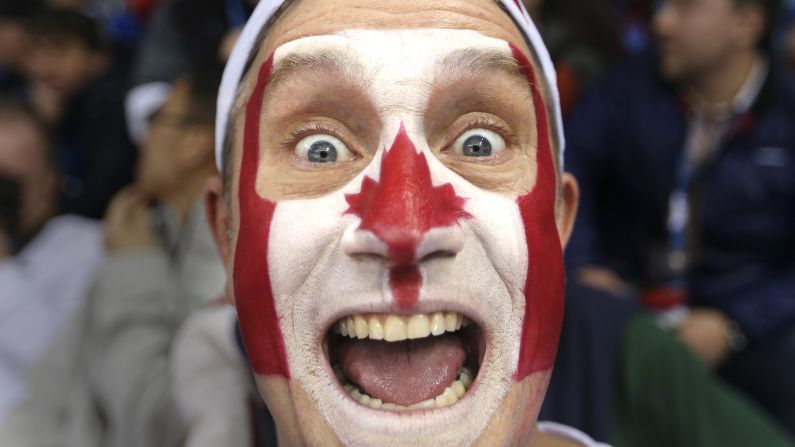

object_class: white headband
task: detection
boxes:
[215,0,564,170]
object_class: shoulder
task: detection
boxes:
[19,215,103,267]
[42,215,103,241]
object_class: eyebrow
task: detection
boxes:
[434,46,525,84]
[259,44,525,97]
[229,42,534,142]
[267,48,364,92]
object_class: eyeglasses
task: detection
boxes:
[146,108,210,128]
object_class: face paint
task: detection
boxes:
[235,55,290,377]
[232,29,563,445]
[344,124,472,310]
[509,43,565,378]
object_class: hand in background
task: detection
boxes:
[677,309,733,368]
[576,266,633,298]
[104,188,156,252]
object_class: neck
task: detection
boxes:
[685,50,759,106]
[528,426,582,447]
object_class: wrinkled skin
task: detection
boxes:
[206,0,579,445]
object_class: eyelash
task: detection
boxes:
[457,116,517,145]
[281,123,344,153]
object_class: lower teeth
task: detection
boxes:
[336,367,474,410]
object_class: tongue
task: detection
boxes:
[337,334,465,406]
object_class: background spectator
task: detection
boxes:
[526,0,625,114]
[126,0,252,144]
[565,0,795,434]
[0,100,103,424]
[0,1,42,96]
[28,9,137,219]
[0,68,225,447]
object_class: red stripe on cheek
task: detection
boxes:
[510,44,565,380]
[234,55,290,377]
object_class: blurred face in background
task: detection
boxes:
[0,114,57,239]
[29,36,106,95]
[653,0,764,81]
[138,79,213,200]
[0,19,32,70]
[138,80,191,198]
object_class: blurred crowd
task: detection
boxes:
[0,0,793,446]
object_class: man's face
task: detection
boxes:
[138,80,193,198]
[29,37,102,95]
[0,117,55,237]
[0,19,31,69]
[217,0,577,445]
[653,0,752,81]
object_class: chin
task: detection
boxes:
[254,361,551,447]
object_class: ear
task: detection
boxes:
[178,126,215,170]
[205,175,235,304]
[556,172,579,249]
[736,3,766,50]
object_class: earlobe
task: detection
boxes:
[557,173,579,248]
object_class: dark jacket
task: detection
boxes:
[565,53,795,342]
[56,67,137,219]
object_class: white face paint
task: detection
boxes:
[239,28,559,446]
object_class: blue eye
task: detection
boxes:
[295,134,354,164]
[452,129,505,157]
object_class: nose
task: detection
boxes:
[341,124,471,267]
[341,220,466,266]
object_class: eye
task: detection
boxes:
[294,134,355,164]
[451,129,506,158]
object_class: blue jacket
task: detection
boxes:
[565,53,795,343]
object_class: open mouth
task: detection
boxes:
[325,312,483,411]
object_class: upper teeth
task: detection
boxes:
[333,312,470,342]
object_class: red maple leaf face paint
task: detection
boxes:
[510,43,565,379]
[234,55,290,377]
[344,124,472,310]
[226,29,566,445]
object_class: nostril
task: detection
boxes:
[419,249,458,263]
[414,226,466,263]
[342,224,465,267]
[341,225,390,259]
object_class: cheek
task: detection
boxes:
[510,44,565,380]
[233,55,290,378]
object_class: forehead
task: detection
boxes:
[262,0,529,54]
[235,0,546,126]
[269,29,518,89]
